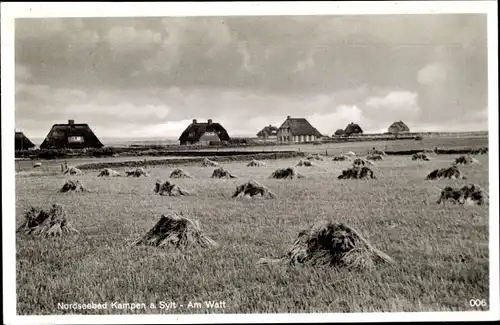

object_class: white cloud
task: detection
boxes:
[295,53,315,73]
[417,62,447,86]
[365,91,420,120]
[307,105,366,135]
[105,26,162,50]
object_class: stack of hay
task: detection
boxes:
[211,167,237,179]
[134,213,217,249]
[126,167,149,177]
[232,181,276,199]
[269,167,305,179]
[258,220,394,270]
[296,160,317,167]
[59,180,91,193]
[437,184,489,205]
[247,159,266,167]
[63,166,82,175]
[332,154,351,162]
[98,168,121,177]
[16,204,79,237]
[412,153,431,161]
[453,155,479,165]
[154,180,191,196]
[169,168,193,179]
[201,158,220,167]
[352,158,374,167]
[338,166,376,180]
[305,154,324,161]
[426,166,467,180]
[366,154,384,161]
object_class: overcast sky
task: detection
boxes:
[15,14,488,139]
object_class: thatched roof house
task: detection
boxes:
[257,125,279,139]
[277,116,322,144]
[40,120,104,149]
[179,119,230,145]
[388,121,410,134]
[15,132,35,150]
[344,122,363,136]
[334,129,345,136]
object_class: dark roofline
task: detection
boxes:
[51,123,90,127]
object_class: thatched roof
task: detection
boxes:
[15,132,35,150]
[334,129,345,136]
[40,120,103,149]
[257,125,279,137]
[279,116,322,137]
[388,121,410,134]
[179,119,230,143]
[344,122,363,135]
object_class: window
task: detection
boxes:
[68,136,84,143]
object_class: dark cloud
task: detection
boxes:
[15,14,488,139]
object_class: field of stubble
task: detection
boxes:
[15,153,489,314]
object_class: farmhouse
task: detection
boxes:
[257,125,279,139]
[276,116,322,144]
[40,120,104,149]
[15,132,36,150]
[388,121,410,134]
[179,119,230,146]
[344,122,363,136]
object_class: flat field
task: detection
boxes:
[15,147,490,314]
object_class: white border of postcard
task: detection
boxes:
[2,1,499,324]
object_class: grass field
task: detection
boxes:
[15,145,490,315]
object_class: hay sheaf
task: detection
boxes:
[352,158,374,167]
[366,154,384,161]
[269,167,305,179]
[232,181,276,199]
[246,159,266,167]
[211,167,237,179]
[296,160,317,167]
[338,167,376,180]
[257,221,394,270]
[59,180,91,193]
[16,204,79,237]
[426,166,467,180]
[369,149,387,156]
[98,168,121,177]
[453,155,479,165]
[134,214,217,249]
[154,180,191,196]
[169,168,193,179]
[471,147,488,155]
[201,158,220,167]
[306,154,324,161]
[63,166,82,175]
[437,184,489,205]
[412,153,431,161]
[126,167,149,177]
[332,155,351,162]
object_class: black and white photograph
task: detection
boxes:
[2,1,499,323]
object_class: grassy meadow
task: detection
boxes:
[15,143,490,314]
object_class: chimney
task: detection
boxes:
[192,119,197,124]
[207,119,213,125]
[287,115,291,119]
[68,119,75,126]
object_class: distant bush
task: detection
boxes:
[415,135,424,141]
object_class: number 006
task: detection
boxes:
[469,299,487,307]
